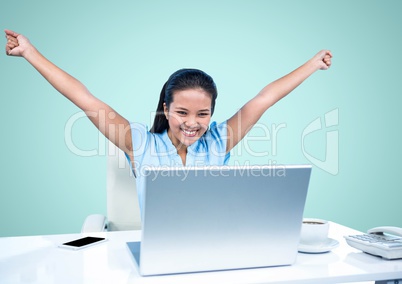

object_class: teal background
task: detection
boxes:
[1,0,401,237]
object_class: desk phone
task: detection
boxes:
[345,226,402,260]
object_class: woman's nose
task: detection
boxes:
[184,116,197,127]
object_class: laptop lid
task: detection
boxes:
[131,164,311,276]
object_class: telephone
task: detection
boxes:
[344,226,402,260]
[367,226,402,237]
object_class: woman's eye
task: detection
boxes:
[199,113,209,117]
[177,111,187,115]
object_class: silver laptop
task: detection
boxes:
[127,164,312,276]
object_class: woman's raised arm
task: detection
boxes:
[226,50,332,153]
[5,29,133,159]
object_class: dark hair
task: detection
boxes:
[150,69,218,133]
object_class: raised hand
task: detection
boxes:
[312,50,333,70]
[5,29,32,57]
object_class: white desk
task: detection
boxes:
[1,222,401,284]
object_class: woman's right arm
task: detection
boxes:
[5,29,133,160]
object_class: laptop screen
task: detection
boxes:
[134,164,312,275]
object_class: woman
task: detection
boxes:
[5,29,332,209]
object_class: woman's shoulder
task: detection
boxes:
[129,122,168,140]
[208,120,227,137]
[128,121,147,130]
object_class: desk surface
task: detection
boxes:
[1,222,402,284]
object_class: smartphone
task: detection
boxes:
[58,236,107,250]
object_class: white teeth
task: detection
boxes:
[182,129,196,135]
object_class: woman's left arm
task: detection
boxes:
[226,50,332,153]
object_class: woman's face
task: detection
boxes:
[164,88,212,150]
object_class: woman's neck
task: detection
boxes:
[167,129,188,165]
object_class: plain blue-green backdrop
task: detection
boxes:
[1,0,401,237]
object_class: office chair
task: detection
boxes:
[81,142,142,232]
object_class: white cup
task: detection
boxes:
[300,218,329,246]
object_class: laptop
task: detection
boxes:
[127,164,312,276]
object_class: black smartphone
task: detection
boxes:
[58,236,107,250]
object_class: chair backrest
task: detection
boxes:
[107,142,142,231]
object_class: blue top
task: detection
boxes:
[127,121,230,212]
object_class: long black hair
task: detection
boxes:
[150,69,218,133]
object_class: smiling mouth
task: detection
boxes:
[182,128,198,137]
